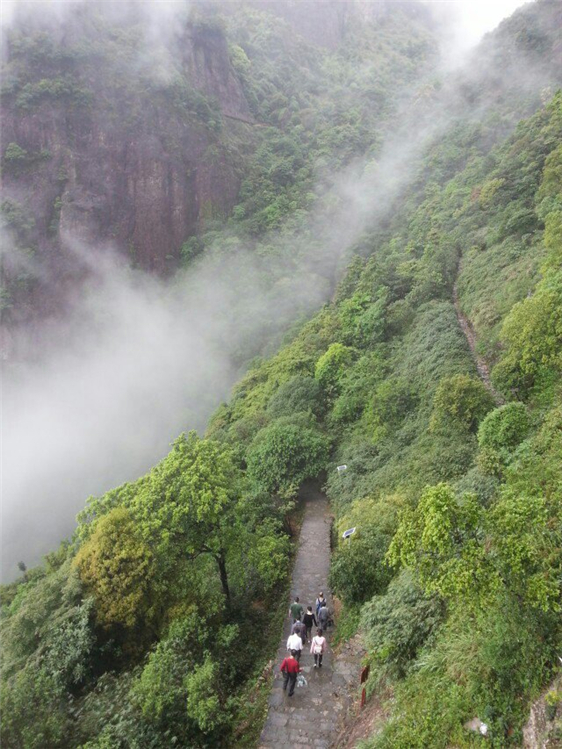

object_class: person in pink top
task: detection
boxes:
[310,627,327,668]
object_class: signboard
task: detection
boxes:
[342,527,356,539]
[337,464,348,473]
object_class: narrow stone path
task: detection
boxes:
[453,270,503,405]
[259,488,360,749]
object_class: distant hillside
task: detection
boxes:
[0,0,437,329]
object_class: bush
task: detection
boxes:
[477,402,531,473]
[0,665,70,749]
[267,375,323,418]
[360,571,445,678]
[330,529,393,605]
[330,496,401,604]
[246,421,330,496]
[430,374,495,434]
[454,466,499,506]
[73,507,154,630]
[495,270,562,392]
[315,343,355,400]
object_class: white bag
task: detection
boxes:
[296,674,307,688]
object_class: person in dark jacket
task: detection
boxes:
[292,618,306,645]
[281,650,300,696]
[302,606,317,642]
[318,602,330,629]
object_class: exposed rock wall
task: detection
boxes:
[0,17,253,325]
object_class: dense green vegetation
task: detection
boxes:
[2,0,562,746]
[205,57,562,749]
[0,3,439,747]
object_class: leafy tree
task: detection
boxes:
[133,613,237,743]
[330,496,401,604]
[488,490,560,612]
[430,374,495,434]
[185,657,232,735]
[267,375,324,418]
[387,483,492,603]
[74,507,154,630]
[246,421,330,498]
[494,269,562,392]
[314,343,355,400]
[477,402,531,474]
[0,665,70,749]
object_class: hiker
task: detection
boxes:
[310,628,327,668]
[315,592,326,616]
[292,617,307,646]
[303,606,317,642]
[318,601,330,629]
[281,649,300,696]
[287,629,304,662]
[289,596,304,623]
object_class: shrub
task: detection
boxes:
[0,665,70,749]
[73,507,154,630]
[495,270,562,392]
[477,402,531,473]
[315,343,355,400]
[360,571,445,678]
[430,374,495,434]
[330,495,402,604]
[246,421,330,496]
[267,375,323,418]
[4,142,28,164]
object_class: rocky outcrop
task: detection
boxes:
[0,15,253,324]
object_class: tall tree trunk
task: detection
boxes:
[217,551,231,605]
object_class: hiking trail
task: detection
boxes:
[259,487,363,748]
[453,267,503,405]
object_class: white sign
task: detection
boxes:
[337,464,348,473]
[342,527,356,539]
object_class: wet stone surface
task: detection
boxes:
[258,490,361,748]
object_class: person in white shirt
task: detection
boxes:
[310,628,327,668]
[287,631,303,662]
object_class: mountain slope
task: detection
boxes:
[1,1,561,748]
[0,0,437,331]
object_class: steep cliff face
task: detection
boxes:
[0,0,441,332]
[0,15,253,325]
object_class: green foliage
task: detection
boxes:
[478,402,531,451]
[494,269,562,394]
[315,343,355,400]
[388,484,490,603]
[361,571,445,679]
[330,496,401,604]
[430,375,495,434]
[267,375,323,419]
[0,665,70,749]
[1,198,35,236]
[3,6,562,748]
[185,657,231,735]
[4,142,27,163]
[15,75,93,110]
[477,402,531,473]
[246,421,330,497]
[74,507,154,630]
[2,141,51,174]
